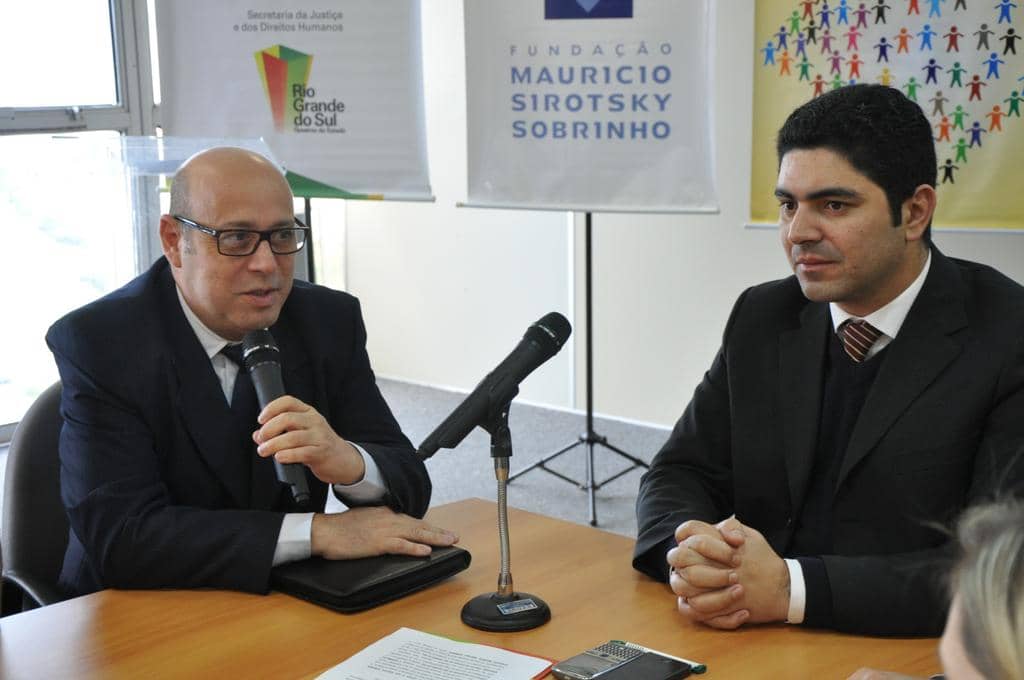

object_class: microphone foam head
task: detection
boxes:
[242,329,280,371]
[525,312,572,356]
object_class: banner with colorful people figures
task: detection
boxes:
[752,0,1024,231]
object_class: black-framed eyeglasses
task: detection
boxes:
[172,215,310,256]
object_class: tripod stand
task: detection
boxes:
[507,212,649,526]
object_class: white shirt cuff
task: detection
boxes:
[272,512,314,566]
[784,558,806,624]
[271,444,385,566]
[332,442,387,504]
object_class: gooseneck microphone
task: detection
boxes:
[418,312,572,459]
[242,329,311,505]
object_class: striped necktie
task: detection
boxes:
[838,319,883,363]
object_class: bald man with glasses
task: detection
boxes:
[47,147,456,598]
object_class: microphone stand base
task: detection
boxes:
[460,591,551,632]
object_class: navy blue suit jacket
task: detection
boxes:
[47,257,430,597]
[634,248,1024,636]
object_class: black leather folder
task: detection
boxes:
[271,545,471,613]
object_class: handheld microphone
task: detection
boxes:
[242,329,311,505]
[418,312,572,459]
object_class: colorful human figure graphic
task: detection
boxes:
[875,0,892,22]
[878,66,895,84]
[807,20,819,44]
[985,52,1006,78]
[931,90,949,114]
[848,53,865,78]
[996,0,1016,23]
[927,0,945,17]
[936,116,953,140]
[780,50,794,75]
[856,3,871,27]
[837,0,851,23]
[1004,91,1023,116]
[798,57,815,80]
[940,159,959,183]
[954,0,967,7]
[876,36,893,60]
[762,41,777,65]
[822,29,836,52]
[830,50,845,73]
[907,0,921,13]
[986,105,1006,130]
[812,73,828,96]
[904,76,921,99]
[846,26,863,49]
[830,73,846,89]
[975,24,994,49]
[952,104,968,129]
[918,24,937,49]
[776,25,790,49]
[801,0,816,19]
[969,74,987,98]
[968,120,986,145]
[796,32,809,58]
[1000,28,1020,55]
[955,137,969,162]
[790,10,804,34]
[819,2,833,28]
[923,58,943,83]
[945,26,964,51]
[896,26,913,51]
[949,61,967,85]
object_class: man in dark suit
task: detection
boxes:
[634,85,1024,636]
[47,147,456,598]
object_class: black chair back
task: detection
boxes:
[1,381,68,613]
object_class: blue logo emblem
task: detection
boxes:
[545,0,633,19]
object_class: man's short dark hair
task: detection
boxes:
[776,84,937,241]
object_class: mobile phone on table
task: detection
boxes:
[551,640,696,680]
[600,651,693,679]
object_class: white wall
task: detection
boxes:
[339,1,574,408]
[329,0,1024,429]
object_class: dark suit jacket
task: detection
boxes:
[47,257,430,597]
[634,247,1024,636]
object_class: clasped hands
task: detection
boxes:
[251,395,459,560]
[668,517,790,629]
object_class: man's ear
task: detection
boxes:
[159,215,184,267]
[901,184,937,243]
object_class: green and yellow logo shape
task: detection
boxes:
[255,45,313,132]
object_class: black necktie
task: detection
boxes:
[221,344,259,429]
[221,343,284,508]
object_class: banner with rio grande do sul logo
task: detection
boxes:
[156,0,431,200]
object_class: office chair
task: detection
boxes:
[1,381,68,615]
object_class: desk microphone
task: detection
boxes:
[418,312,571,459]
[242,329,311,505]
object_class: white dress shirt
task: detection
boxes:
[784,252,931,624]
[174,287,386,565]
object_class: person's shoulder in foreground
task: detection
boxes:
[848,498,1024,680]
[634,84,1024,637]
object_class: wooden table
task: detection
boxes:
[0,498,940,678]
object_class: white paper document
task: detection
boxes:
[317,627,552,680]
